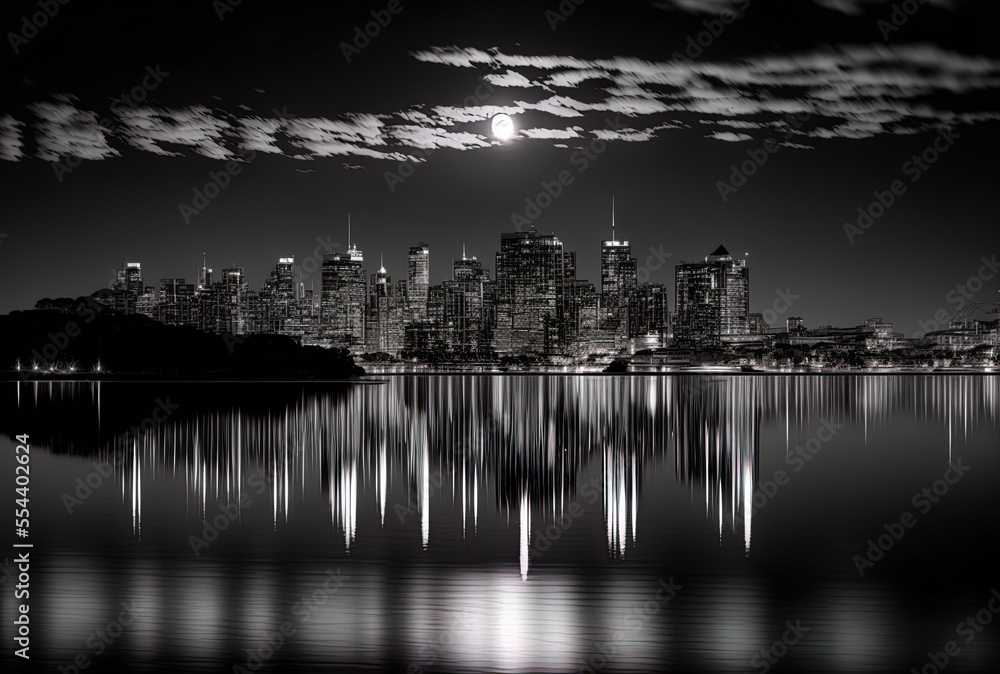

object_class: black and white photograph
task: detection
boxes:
[1,0,998,671]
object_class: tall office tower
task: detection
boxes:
[673,244,749,344]
[245,289,266,334]
[261,257,297,333]
[275,257,296,304]
[423,282,455,352]
[322,239,366,349]
[600,202,638,332]
[158,278,196,326]
[198,253,213,290]
[564,279,601,354]
[370,257,392,301]
[494,227,572,355]
[629,283,668,341]
[395,279,408,306]
[112,261,144,314]
[125,262,143,296]
[366,256,404,355]
[407,242,430,321]
[452,246,492,355]
[136,285,159,319]
[218,267,249,334]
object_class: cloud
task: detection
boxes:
[520,127,581,139]
[409,43,1000,144]
[118,105,231,159]
[8,41,998,164]
[483,70,534,88]
[0,115,25,161]
[649,0,749,15]
[30,103,119,161]
[707,131,754,142]
[389,125,493,151]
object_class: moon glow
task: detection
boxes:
[491,114,514,140]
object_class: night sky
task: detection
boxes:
[1,0,997,335]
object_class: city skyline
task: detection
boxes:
[2,2,999,672]
[14,220,992,369]
[2,1,998,336]
[28,219,996,341]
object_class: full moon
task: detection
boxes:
[491,114,514,141]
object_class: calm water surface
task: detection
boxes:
[1,375,998,672]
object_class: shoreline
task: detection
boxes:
[2,369,996,382]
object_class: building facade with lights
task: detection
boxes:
[673,244,750,344]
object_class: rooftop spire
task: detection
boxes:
[612,195,615,242]
[462,242,466,260]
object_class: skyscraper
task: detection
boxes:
[452,246,492,356]
[198,253,213,290]
[367,255,404,354]
[218,267,249,334]
[112,261,144,314]
[407,242,430,322]
[629,282,668,343]
[494,227,572,355]
[158,278,195,327]
[322,240,366,349]
[601,240,637,330]
[261,256,297,332]
[674,244,749,344]
[600,200,638,342]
